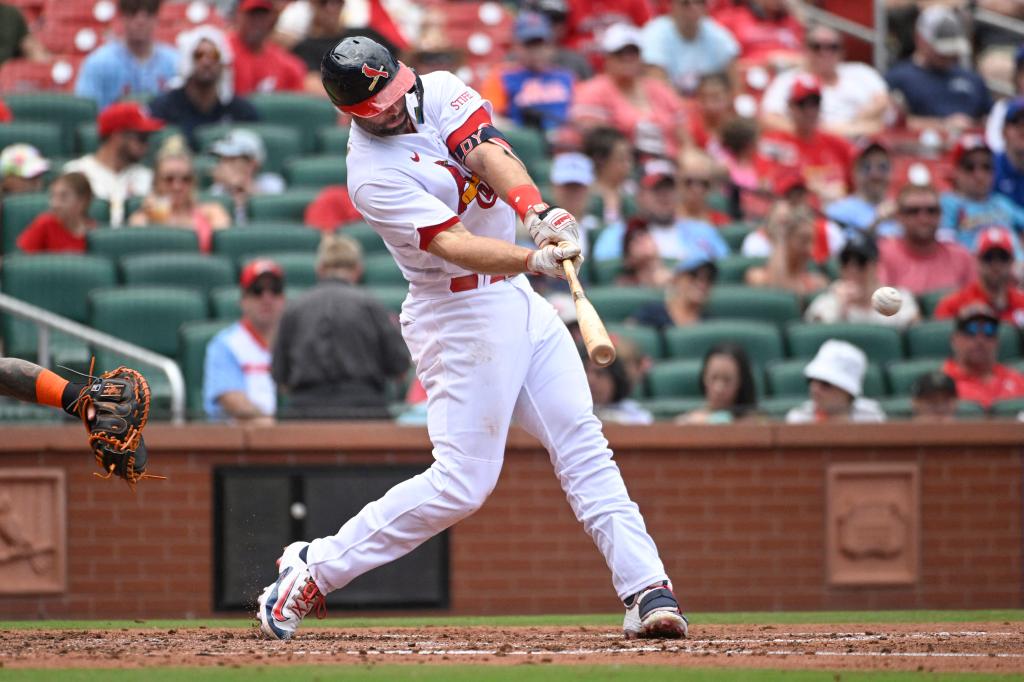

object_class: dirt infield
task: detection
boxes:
[1,623,1022,674]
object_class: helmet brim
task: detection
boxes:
[338,62,416,118]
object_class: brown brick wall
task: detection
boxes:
[0,423,1020,618]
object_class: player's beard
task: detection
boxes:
[355,108,414,137]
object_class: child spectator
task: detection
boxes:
[17,172,96,253]
[786,339,886,423]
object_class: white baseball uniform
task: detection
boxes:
[303,71,670,601]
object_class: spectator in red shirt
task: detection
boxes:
[230,0,306,96]
[0,99,11,123]
[572,23,690,158]
[561,0,654,55]
[942,303,1024,409]
[16,172,96,253]
[687,72,735,152]
[303,185,362,231]
[878,183,976,295]
[712,0,803,68]
[935,227,1024,327]
[758,75,854,203]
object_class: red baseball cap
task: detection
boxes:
[240,258,284,289]
[238,0,274,11]
[951,133,991,166]
[97,102,163,138]
[788,74,821,104]
[773,169,807,196]
[976,226,1015,257]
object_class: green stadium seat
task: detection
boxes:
[284,155,346,189]
[249,190,320,222]
[786,322,903,364]
[605,323,663,359]
[886,358,944,396]
[0,122,63,157]
[120,253,235,294]
[719,223,752,252]
[906,319,1021,361]
[956,401,987,418]
[704,286,801,326]
[878,396,913,419]
[339,221,387,254]
[361,252,406,285]
[647,359,703,398]
[365,285,408,314]
[193,154,218,190]
[211,225,321,263]
[248,93,338,153]
[178,319,232,419]
[1,254,116,360]
[244,252,317,288]
[0,397,64,423]
[767,359,886,398]
[918,288,953,318]
[1010,359,1024,374]
[991,397,1024,416]
[636,397,704,421]
[502,126,547,181]
[76,123,183,163]
[89,286,208,357]
[716,255,766,284]
[759,395,805,419]
[317,126,350,154]
[87,226,199,258]
[4,93,97,155]
[3,193,110,254]
[588,286,663,323]
[664,320,784,366]
[590,259,624,285]
[194,123,301,175]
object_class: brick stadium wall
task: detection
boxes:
[0,423,1020,619]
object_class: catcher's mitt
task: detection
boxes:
[72,366,162,487]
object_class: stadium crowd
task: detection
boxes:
[4,0,1024,424]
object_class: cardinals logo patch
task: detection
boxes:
[361,64,389,91]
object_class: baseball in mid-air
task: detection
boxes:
[871,287,902,316]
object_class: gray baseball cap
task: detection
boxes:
[211,129,266,165]
[916,6,970,58]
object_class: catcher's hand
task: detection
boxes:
[72,366,162,488]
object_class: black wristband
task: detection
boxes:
[61,381,87,416]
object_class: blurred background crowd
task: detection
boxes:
[4,0,1024,425]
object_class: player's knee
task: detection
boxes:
[441,457,502,517]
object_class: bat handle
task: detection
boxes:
[562,258,583,298]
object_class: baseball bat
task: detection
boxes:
[562,258,616,367]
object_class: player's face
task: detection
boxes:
[702,353,740,411]
[808,379,852,417]
[354,98,413,137]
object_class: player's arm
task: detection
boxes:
[428,222,578,279]
[0,358,84,413]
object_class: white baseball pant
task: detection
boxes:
[304,275,668,600]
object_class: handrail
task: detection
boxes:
[0,292,186,424]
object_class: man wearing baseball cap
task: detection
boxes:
[203,258,286,423]
[940,134,1024,256]
[229,0,305,96]
[884,5,991,132]
[935,227,1024,327]
[758,74,854,203]
[74,0,179,110]
[942,302,1024,409]
[63,101,164,226]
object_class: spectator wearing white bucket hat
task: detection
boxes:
[785,339,886,423]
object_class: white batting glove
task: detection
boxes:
[524,205,581,250]
[526,242,583,279]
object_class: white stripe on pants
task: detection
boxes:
[305,275,668,600]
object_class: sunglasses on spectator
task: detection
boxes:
[960,160,993,173]
[899,204,940,216]
[159,173,194,185]
[674,0,706,6]
[840,254,871,268]
[793,96,821,109]
[807,41,842,53]
[193,47,221,61]
[681,177,711,189]
[858,160,890,173]
[958,319,999,338]
[247,281,284,297]
[981,249,1013,264]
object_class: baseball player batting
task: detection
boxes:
[256,36,687,641]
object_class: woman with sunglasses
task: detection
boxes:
[128,140,231,252]
[804,233,919,329]
[676,150,730,226]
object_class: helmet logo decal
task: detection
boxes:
[361,63,390,91]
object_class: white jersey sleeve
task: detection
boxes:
[419,70,495,154]
[353,173,459,251]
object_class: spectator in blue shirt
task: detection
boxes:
[826,139,901,239]
[640,0,739,95]
[75,0,179,110]
[941,134,1024,259]
[479,12,574,132]
[995,98,1024,209]
[885,5,991,133]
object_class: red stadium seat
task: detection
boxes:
[0,57,83,93]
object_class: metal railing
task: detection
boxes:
[0,292,186,424]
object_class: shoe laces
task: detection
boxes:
[293,578,327,620]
